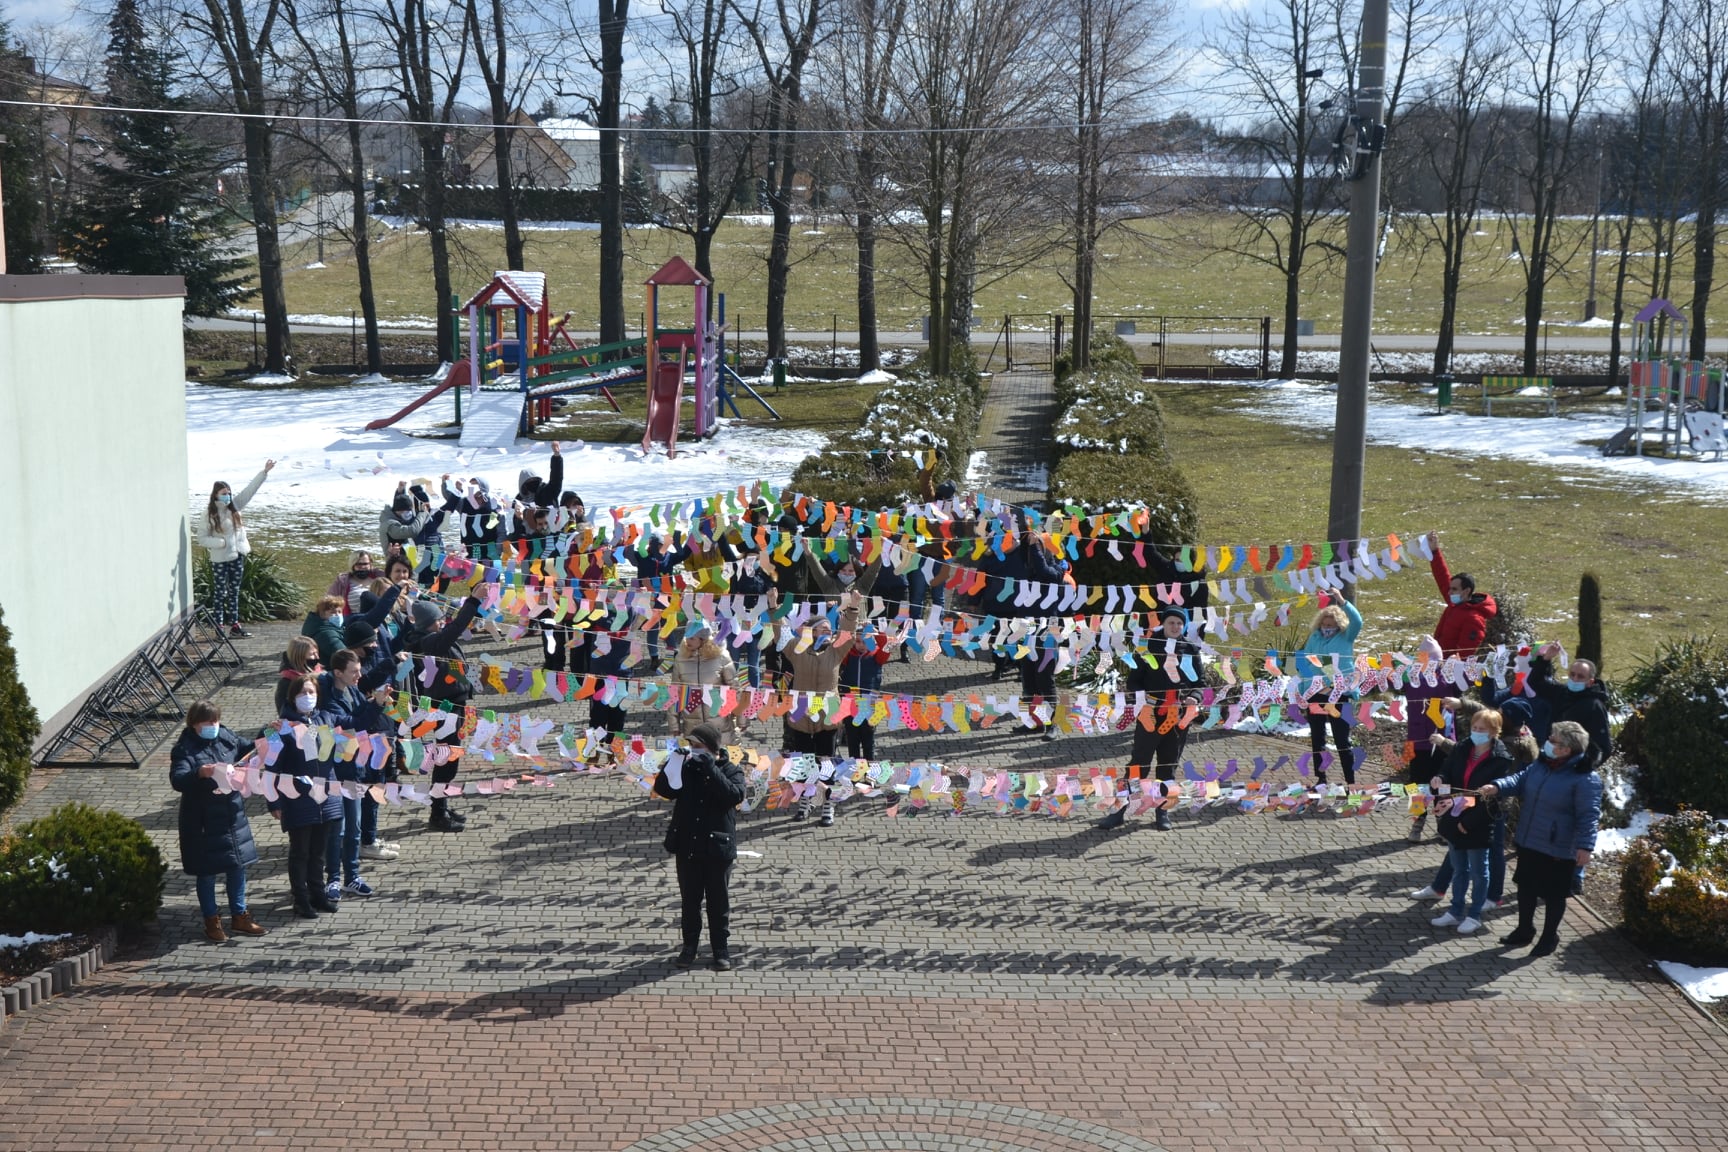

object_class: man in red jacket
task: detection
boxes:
[1427,531,1497,657]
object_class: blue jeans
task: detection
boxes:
[323,798,359,884]
[196,866,248,918]
[740,636,761,688]
[1447,845,1489,919]
[1431,814,1506,902]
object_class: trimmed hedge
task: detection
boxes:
[0,603,39,817]
[786,372,983,509]
[0,802,165,932]
[390,184,608,223]
[1620,635,1728,816]
[1620,810,1728,966]
[1048,333,1200,585]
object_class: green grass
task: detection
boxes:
[1154,382,1728,671]
[273,212,1710,341]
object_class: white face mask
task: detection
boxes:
[837,571,857,587]
[295,692,317,713]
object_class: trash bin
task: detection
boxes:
[771,358,787,390]
[1435,373,1453,413]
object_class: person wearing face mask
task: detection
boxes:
[317,648,395,899]
[1295,593,1365,785]
[653,723,747,970]
[379,483,432,562]
[442,475,500,562]
[630,532,693,673]
[1475,720,1602,957]
[169,701,267,942]
[777,589,863,825]
[328,550,382,616]
[839,621,893,760]
[303,582,402,665]
[1425,709,1516,935]
[1100,607,1203,831]
[266,675,344,919]
[342,618,404,862]
[802,545,883,601]
[1424,531,1497,658]
[1527,642,1612,771]
[671,621,739,739]
[1413,697,1536,911]
[400,593,485,831]
[197,460,276,637]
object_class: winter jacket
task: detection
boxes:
[316,673,391,782]
[1126,634,1204,696]
[653,747,747,861]
[1432,553,1497,657]
[802,548,884,599]
[400,596,483,705]
[379,504,432,559]
[264,706,344,831]
[168,726,260,876]
[1527,657,1614,769]
[634,538,692,586]
[1492,753,1603,860]
[302,584,401,665]
[1434,737,1513,850]
[671,646,738,735]
[840,629,891,692]
[1296,597,1363,665]
[196,469,267,563]
[443,481,500,556]
[516,453,564,507]
[780,603,861,733]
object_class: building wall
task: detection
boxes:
[0,277,189,731]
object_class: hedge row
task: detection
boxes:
[1048,334,1200,586]
[786,372,983,510]
[387,184,648,224]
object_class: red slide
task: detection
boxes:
[364,360,472,431]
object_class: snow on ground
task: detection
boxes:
[228,309,440,330]
[1228,379,1728,502]
[1595,810,1658,856]
[1657,962,1728,1004]
[187,380,827,545]
[0,932,71,950]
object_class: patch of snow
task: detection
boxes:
[0,931,72,950]
[351,373,392,385]
[857,369,897,386]
[1231,379,1728,502]
[1589,810,1656,855]
[303,261,328,270]
[1657,961,1728,1003]
[966,450,989,485]
[1565,316,1619,328]
[228,310,440,331]
[244,373,299,386]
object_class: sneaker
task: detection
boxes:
[1483,898,1506,911]
[1406,818,1426,843]
[1457,917,1483,934]
[360,843,398,861]
[819,803,835,827]
[711,953,734,971]
[229,624,251,638]
[324,880,343,904]
[1410,886,1443,901]
[343,877,375,897]
[791,802,809,822]
[1431,911,1461,928]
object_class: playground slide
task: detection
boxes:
[363,360,472,431]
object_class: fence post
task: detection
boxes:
[831,314,838,367]
[1260,317,1272,379]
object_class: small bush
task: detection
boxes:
[786,371,983,508]
[1625,636,1728,816]
[192,544,307,621]
[1481,586,1537,652]
[0,802,165,932]
[0,604,40,818]
[1620,810,1728,966]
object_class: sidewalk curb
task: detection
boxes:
[0,928,118,1028]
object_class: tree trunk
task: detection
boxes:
[1691,209,1716,361]
[491,119,523,270]
[242,118,291,375]
[421,137,455,362]
[854,149,880,372]
[1521,245,1544,375]
[345,122,382,374]
[598,2,627,347]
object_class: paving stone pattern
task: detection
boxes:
[5,575,1727,1144]
[973,369,1057,507]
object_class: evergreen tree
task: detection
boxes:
[0,17,48,272]
[60,0,251,315]
[0,603,40,817]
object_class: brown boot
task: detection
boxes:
[228,911,267,937]
[203,915,228,943]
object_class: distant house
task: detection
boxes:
[460,110,600,190]
[14,57,101,217]
[648,162,698,199]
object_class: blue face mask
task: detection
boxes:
[331,614,344,628]
[1542,740,1558,759]
[197,724,220,740]
[217,493,233,505]
[1449,593,1463,605]
[1318,626,1339,639]
[1567,679,1588,692]
[1469,730,1491,746]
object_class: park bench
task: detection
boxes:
[1479,375,1557,417]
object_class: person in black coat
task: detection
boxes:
[401,594,484,831]
[1099,607,1204,832]
[653,722,747,970]
[1528,643,1613,770]
[631,531,692,672]
[169,701,267,942]
[1015,528,1070,736]
[265,679,344,919]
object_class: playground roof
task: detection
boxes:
[645,256,709,287]
[464,271,546,312]
[1633,298,1686,325]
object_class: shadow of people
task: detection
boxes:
[442,956,682,1022]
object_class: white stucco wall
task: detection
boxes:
[0,286,189,729]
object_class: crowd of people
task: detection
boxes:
[178,461,1606,969]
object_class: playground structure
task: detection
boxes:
[366,262,779,443]
[1622,299,1726,458]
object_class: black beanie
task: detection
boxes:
[342,620,377,647]
[687,723,723,753]
[392,493,414,513]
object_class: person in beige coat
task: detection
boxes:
[671,622,739,738]
[778,589,863,825]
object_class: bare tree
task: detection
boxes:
[816,0,907,371]
[465,0,531,270]
[1208,0,1348,377]
[187,0,293,374]
[734,0,823,359]
[283,0,386,373]
[381,0,467,360]
[1059,0,1175,371]
[1501,0,1610,374]
[598,0,629,344]
[1674,0,1728,357]
[1404,0,1508,374]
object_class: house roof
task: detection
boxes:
[538,117,599,143]
[645,256,708,287]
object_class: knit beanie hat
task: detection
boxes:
[409,600,442,630]
[392,493,414,513]
[342,620,377,647]
[687,723,723,753]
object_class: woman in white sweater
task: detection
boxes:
[197,461,274,636]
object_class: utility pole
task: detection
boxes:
[0,134,8,275]
[1325,0,1389,596]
